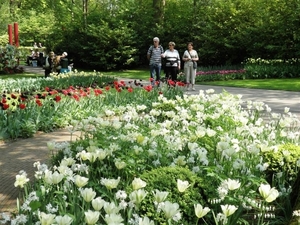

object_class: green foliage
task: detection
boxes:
[244,58,300,79]
[0,34,9,46]
[0,44,24,74]
[2,0,300,69]
[262,143,300,186]
[139,166,207,224]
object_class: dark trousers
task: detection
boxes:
[165,66,178,81]
[150,64,162,86]
[45,69,51,78]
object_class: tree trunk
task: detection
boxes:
[83,0,88,30]
[153,0,165,25]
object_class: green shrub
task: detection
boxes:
[139,166,208,225]
[0,34,8,46]
[244,58,300,79]
[262,143,300,186]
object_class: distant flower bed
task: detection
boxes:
[196,69,246,76]
[0,73,184,140]
[194,69,246,82]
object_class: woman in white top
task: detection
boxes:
[182,42,199,90]
[162,41,181,81]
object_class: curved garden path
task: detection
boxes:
[0,129,79,213]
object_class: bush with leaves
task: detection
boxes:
[0,44,24,74]
[138,166,207,225]
[262,143,300,186]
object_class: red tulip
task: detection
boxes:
[19,103,26,109]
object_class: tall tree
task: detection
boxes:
[153,0,165,25]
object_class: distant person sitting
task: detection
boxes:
[26,49,38,66]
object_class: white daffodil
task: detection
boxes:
[221,204,238,217]
[153,189,169,203]
[161,201,181,220]
[92,197,106,211]
[129,189,148,205]
[224,178,241,191]
[84,210,100,225]
[74,175,89,188]
[104,213,124,225]
[60,157,75,166]
[103,202,120,214]
[95,149,108,160]
[80,188,96,203]
[101,177,121,190]
[51,171,64,184]
[115,159,127,169]
[194,203,210,218]
[138,216,155,225]
[258,183,279,203]
[177,179,190,192]
[132,177,147,190]
[39,212,56,225]
[55,215,73,225]
[14,172,29,188]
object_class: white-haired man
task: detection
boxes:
[147,37,164,87]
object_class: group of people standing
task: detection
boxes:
[44,51,69,78]
[147,37,199,90]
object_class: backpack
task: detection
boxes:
[149,45,166,71]
[149,45,164,59]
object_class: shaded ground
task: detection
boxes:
[0,129,80,213]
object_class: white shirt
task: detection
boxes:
[163,49,180,67]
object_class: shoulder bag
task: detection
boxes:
[188,50,197,69]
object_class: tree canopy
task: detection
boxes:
[2,0,300,69]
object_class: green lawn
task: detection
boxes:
[0,73,43,79]
[200,78,300,92]
[100,68,150,81]
[1,68,300,92]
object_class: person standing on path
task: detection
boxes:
[44,51,55,78]
[182,42,199,91]
[162,41,181,81]
[147,37,164,87]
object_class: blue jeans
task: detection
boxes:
[150,64,161,86]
